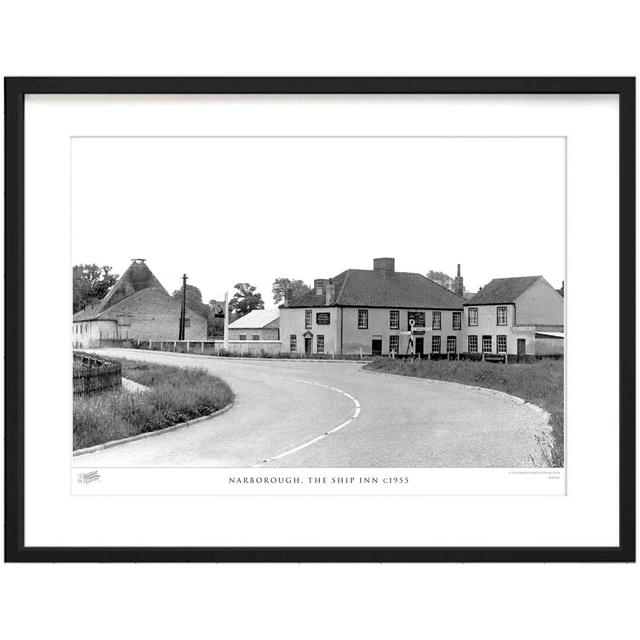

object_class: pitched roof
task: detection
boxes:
[73,260,170,321]
[73,287,177,322]
[99,260,168,311]
[73,302,104,322]
[285,269,464,309]
[465,276,542,305]
[228,309,280,329]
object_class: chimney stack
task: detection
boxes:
[325,279,336,305]
[373,257,395,273]
[454,264,464,297]
[284,287,293,306]
[314,279,327,295]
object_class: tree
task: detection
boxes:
[73,264,119,312]
[207,316,225,338]
[426,270,455,292]
[228,282,264,318]
[272,277,311,305]
[172,284,209,318]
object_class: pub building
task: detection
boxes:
[279,258,465,358]
[279,258,564,359]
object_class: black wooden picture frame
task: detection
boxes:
[4,77,635,562]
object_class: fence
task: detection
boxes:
[73,351,122,395]
[98,338,374,360]
[392,352,562,364]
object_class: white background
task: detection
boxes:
[71,135,566,302]
[28,94,611,544]
[1,2,638,639]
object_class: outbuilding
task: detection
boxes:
[227,309,280,342]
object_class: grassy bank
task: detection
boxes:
[73,358,234,450]
[365,357,564,467]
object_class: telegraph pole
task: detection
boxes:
[178,273,188,340]
[223,290,229,349]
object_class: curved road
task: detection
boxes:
[73,349,552,468]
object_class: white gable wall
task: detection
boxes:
[515,278,564,325]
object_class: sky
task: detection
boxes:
[72,136,565,307]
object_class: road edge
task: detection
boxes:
[73,401,235,458]
[86,347,369,364]
[359,366,555,466]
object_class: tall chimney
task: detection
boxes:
[454,264,464,296]
[325,279,336,305]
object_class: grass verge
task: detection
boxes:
[73,358,234,450]
[364,357,564,467]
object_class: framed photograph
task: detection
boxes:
[4,77,635,562]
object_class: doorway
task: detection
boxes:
[305,336,312,357]
[517,339,526,361]
[415,337,424,356]
[371,339,382,357]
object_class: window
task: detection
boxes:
[252,334,260,341]
[452,311,461,330]
[389,310,400,330]
[497,306,507,326]
[432,335,441,353]
[446,336,457,353]
[239,334,247,341]
[482,335,492,353]
[358,309,368,329]
[289,335,297,352]
[432,311,441,330]
[468,335,478,353]
[304,309,312,329]
[317,335,325,354]
[407,311,425,328]
[389,335,399,355]
[497,335,507,353]
[468,307,478,326]
[184,318,190,328]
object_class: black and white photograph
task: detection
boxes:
[2,3,639,639]
[71,135,565,472]
[5,77,633,564]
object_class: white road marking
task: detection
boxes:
[252,377,361,467]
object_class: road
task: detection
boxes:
[73,349,552,468]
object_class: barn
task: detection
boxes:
[72,259,207,348]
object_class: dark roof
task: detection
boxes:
[465,276,542,305]
[284,269,464,309]
[73,302,104,322]
[73,287,173,322]
[73,260,170,321]
[99,260,168,311]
